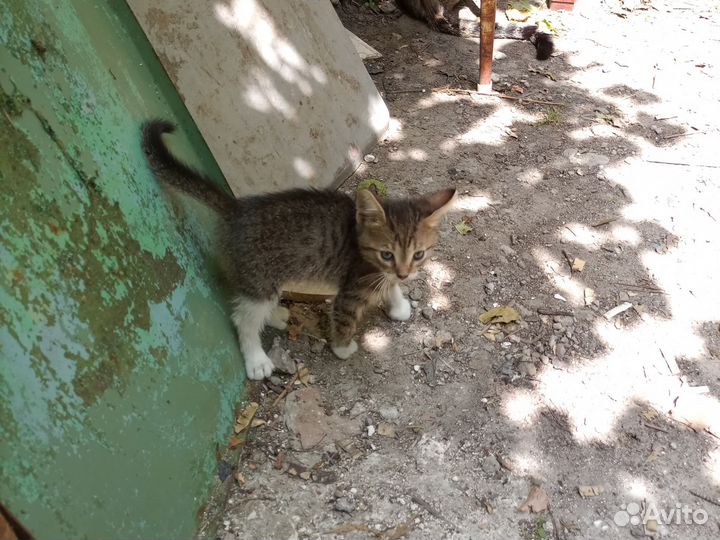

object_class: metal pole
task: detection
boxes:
[478,0,496,92]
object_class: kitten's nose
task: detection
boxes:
[396,272,409,280]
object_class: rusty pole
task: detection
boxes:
[478,0,496,92]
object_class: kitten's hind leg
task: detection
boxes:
[268,304,290,330]
[231,296,275,380]
[385,283,412,321]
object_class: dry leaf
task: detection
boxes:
[378,423,396,438]
[571,258,586,272]
[584,287,596,306]
[511,84,525,94]
[480,306,520,325]
[480,497,494,513]
[236,471,246,485]
[287,323,301,341]
[644,445,663,463]
[286,303,322,341]
[297,363,310,385]
[229,436,245,449]
[518,485,549,513]
[250,418,266,428]
[235,402,259,433]
[506,8,531,22]
[507,128,519,139]
[641,407,659,421]
[578,485,604,498]
[454,218,474,235]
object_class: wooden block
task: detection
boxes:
[549,0,575,10]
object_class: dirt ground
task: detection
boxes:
[207,1,720,538]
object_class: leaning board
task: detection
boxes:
[126,0,389,196]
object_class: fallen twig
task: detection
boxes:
[644,159,720,169]
[689,490,720,508]
[662,130,704,140]
[537,308,574,317]
[613,281,664,293]
[271,372,299,408]
[385,88,426,94]
[592,216,619,227]
[327,514,419,539]
[660,348,680,375]
[410,494,457,530]
[542,410,574,434]
[643,422,669,433]
[561,249,574,272]
[548,508,563,540]
[297,433,327,452]
[432,87,566,106]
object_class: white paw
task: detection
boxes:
[332,340,358,360]
[387,297,412,321]
[267,318,288,330]
[245,351,274,380]
[267,306,289,330]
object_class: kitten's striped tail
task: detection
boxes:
[141,119,237,213]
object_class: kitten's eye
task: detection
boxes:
[380,251,394,261]
[413,250,425,261]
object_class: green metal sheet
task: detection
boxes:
[0,1,245,538]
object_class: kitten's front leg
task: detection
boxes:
[330,289,364,359]
[385,282,412,321]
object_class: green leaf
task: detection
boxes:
[357,178,389,197]
[454,221,474,235]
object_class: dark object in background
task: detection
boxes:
[0,503,34,540]
[395,0,555,60]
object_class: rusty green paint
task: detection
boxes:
[0,1,245,538]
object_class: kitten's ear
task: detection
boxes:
[423,188,457,227]
[356,188,387,225]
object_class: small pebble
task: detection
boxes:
[481,455,501,475]
[499,244,516,257]
[517,361,537,377]
[334,497,357,513]
[421,306,434,320]
[379,405,400,421]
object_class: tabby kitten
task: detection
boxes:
[395,0,554,60]
[142,120,455,380]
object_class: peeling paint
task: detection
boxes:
[0,1,245,538]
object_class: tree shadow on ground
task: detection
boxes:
[206,1,720,537]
